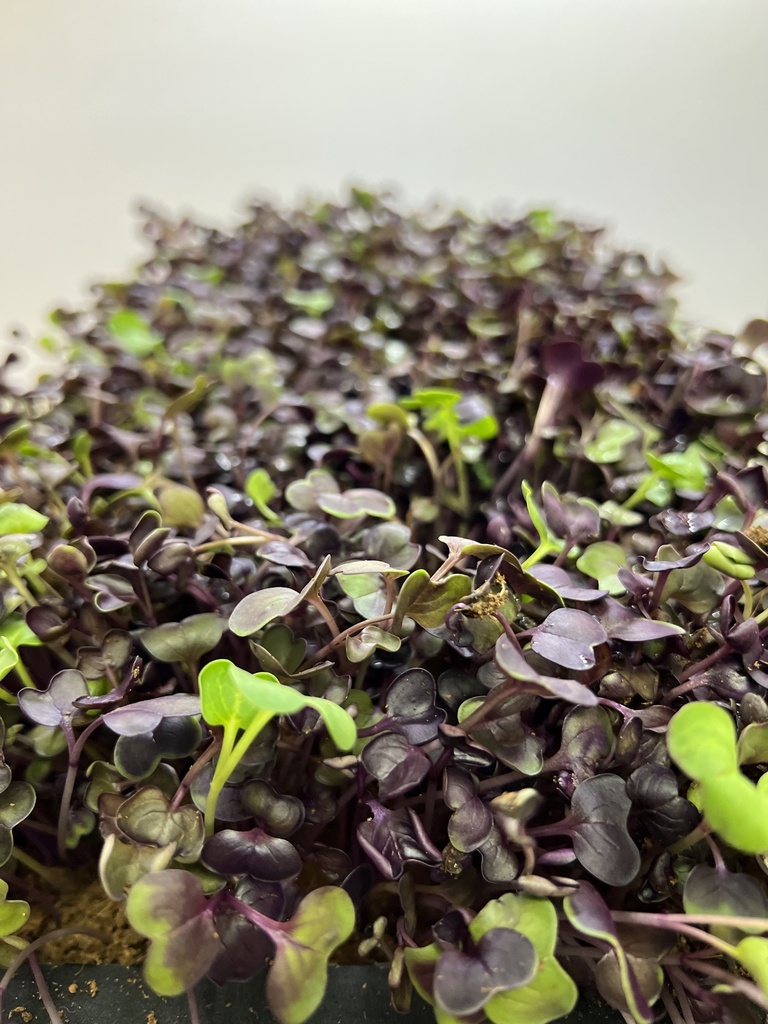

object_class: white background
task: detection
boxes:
[1,0,767,376]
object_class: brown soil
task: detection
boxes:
[18,867,146,965]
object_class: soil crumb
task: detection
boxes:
[19,867,146,965]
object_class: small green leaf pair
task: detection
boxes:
[398,388,499,517]
[198,659,356,834]
[667,702,768,853]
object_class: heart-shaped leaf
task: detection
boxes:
[667,702,738,780]
[0,781,36,866]
[106,785,203,858]
[199,659,355,751]
[626,764,700,844]
[125,869,220,996]
[265,887,355,1024]
[433,928,537,1016]
[0,503,49,536]
[202,827,301,882]
[444,768,493,853]
[530,608,608,671]
[18,669,89,728]
[684,864,768,930]
[382,669,446,744]
[108,309,163,357]
[346,625,401,664]
[576,542,629,595]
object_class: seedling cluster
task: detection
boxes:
[1,191,768,1024]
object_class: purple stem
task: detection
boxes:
[57,716,104,860]
[225,892,290,937]
[187,988,202,1024]
[28,953,65,1024]
[493,378,567,497]
[676,639,732,682]
[170,736,222,812]
[527,819,571,840]
[659,985,689,1024]
[684,957,768,1013]
[649,569,672,611]
[456,614,530,735]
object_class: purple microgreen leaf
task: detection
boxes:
[102,693,201,737]
[345,625,401,664]
[202,827,302,882]
[125,869,220,996]
[229,587,304,637]
[594,951,664,1018]
[540,482,600,544]
[18,668,90,728]
[360,522,420,570]
[382,668,446,744]
[568,776,641,886]
[458,696,544,775]
[529,608,608,671]
[240,780,305,837]
[476,822,521,883]
[98,833,177,901]
[640,546,708,573]
[0,782,36,866]
[593,598,685,642]
[528,564,609,602]
[626,764,700,843]
[439,537,563,606]
[105,785,203,857]
[494,634,598,706]
[651,508,715,537]
[444,768,493,853]
[357,801,442,879]
[85,572,138,611]
[330,559,405,576]
[546,706,615,784]
[684,864,768,930]
[257,541,314,570]
[360,732,430,802]
[208,878,284,984]
[433,928,537,1016]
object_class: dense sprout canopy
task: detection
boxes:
[3,190,768,1024]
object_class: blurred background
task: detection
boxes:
[1,0,767,380]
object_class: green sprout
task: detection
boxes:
[398,388,498,518]
[198,659,356,835]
